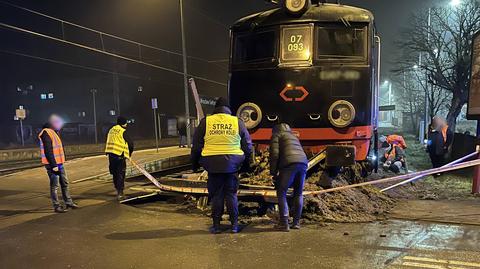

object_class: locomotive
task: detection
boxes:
[229,0,380,172]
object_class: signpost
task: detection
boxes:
[151,98,159,152]
[379,105,396,112]
[15,107,26,146]
[468,30,480,194]
[91,89,98,144]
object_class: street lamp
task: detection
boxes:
[450,0,461,7]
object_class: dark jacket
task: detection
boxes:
[269,124,308,176]
[427,130,445,156]
[177,119,187,136]
[39,123,62,169]
[191,106,253,174]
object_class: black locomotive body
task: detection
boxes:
[229,2,380,167]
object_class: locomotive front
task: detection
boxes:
[229,1,379,168]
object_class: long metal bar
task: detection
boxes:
[130,158,480,198]
[153,108,159,153]
[180,0,192,147]
[380,150,479,192]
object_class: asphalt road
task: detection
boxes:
[1,146,480,269]
[1,192,480,269]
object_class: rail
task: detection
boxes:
[130,152,480,198]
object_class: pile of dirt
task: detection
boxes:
[240,151,396,223]
[240,151,273,186]
[302,172,395,223]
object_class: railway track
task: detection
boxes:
[0,144,177,176]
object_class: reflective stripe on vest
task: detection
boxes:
[39,128,66,165]
[201,114,244,156]
[105,125,130,158]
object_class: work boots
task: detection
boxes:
[210,219,222,234]
[274,217,290,232]
[54,206,68,213]
[117,191,125,201]
[231,221,240,234]
[66,202,79,209]
[291,220,301,230]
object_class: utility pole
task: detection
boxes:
[388,82,393,122]
[91,89,98,144]
[180,0,191,147]
[424,8,432,142]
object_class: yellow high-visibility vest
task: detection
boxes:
[201,113,244,156]
[105,125,130,158]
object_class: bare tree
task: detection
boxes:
[393,71,425,133]
[396,0,480,130]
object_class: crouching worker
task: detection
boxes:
[39,114,78,213]
[105,116,134,201]
[191,97,252,234]
[380,135,407,174]
[269,123,308,232]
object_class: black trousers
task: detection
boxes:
[429,153,445,168]
[108,154,126,193]
[275,163,307,223]
[207,173,239,224]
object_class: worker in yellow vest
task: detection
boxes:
[39,114,78,213]
[105,116,134,201]
[191,97,252,234]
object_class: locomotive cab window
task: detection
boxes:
[317,26,367,60]
[233,31,276,64]
[280,25,313,66]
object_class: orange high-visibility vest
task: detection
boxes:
[387,135,407,149]
[441,125,449,144]
[385,145,397,160]
[39,128,66,165]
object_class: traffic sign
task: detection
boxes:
[15,109,26,120]
[379,105,396,111]
[151,98,158,109]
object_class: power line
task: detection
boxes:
[183,2,230,30]
[0,0,228,66]
[0,22,227,86]
[0,49,184,88]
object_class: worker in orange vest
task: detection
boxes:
[380,135,407,173]
[39,114,78,213]
[429,116,454,170]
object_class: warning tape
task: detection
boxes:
[380,151,479,192]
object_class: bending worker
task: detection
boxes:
[380,134,407,174]
[269,123,308,232]
[191,97,252,234]
[105,116,134,201]
[39,114,78,213]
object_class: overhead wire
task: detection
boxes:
[0,22,227,86]
[0,49,185,88]
[0,0,230,83]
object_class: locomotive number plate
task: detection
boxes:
[281,25,313,64]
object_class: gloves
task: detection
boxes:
[240,161,252,173]
[52,164,62,175]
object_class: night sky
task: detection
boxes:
[0,0,436,144]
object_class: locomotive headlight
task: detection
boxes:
[280,0,311,15]
[328,100,356,128]
[236,102,263,130]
